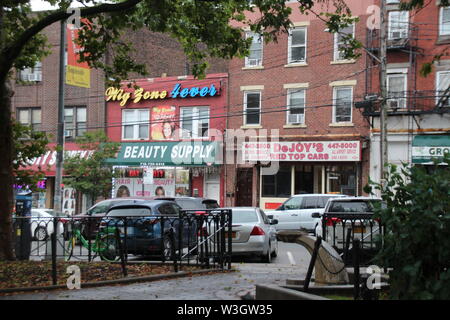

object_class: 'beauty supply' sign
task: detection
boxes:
[105,82,219,107]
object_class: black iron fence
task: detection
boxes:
[12,209,232,285]
[321,212,384,266]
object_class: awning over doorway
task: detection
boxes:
[412,135,450,164]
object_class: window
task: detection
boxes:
[334,24,355,61]
[288,27,307,64]
[333,87,353,123]
[301,197,319,209]
[18,61,42,82]
[283,197,303,210]
[388,11,409,39]
[180,106,210,138]
[440,7,450,36]
[17,107,41,131]
[122,109,149,140]
[65,106,87,137]
[286,89,305,124]
[262,166,291,197]
[245,32,263,67]
[387,73,407,109]
[436,71,450,107]
[244,91,261,125]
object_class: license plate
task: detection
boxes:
[225,231,237,239]
[353,226,366,234]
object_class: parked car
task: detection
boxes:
[100,200,198,259]
[205,207,278,263]
[313,196,385,249]
[153,196,219,212]
[265,194,348,234]
[73,198,151,239]
[30,209,64,241]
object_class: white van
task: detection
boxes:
[265,194,347,233]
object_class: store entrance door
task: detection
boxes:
[236,168,253,207]
[204,171,220,202]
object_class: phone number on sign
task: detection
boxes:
[327,142,359,149]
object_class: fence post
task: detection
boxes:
[220,211,225,270]
[87,218,92,262]
[227,209,232,270]
[51,217,58,285]
[170,228,178,273]
[353,239,361,300]
[115,226,127,277]
[178,214,183,271]
[304,236,321,292]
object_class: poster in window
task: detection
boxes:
[151,106,176,140]
[175,169,190,196]
[62,187,76,216]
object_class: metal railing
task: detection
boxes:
[11,209,232,285]
[321,212,384,266]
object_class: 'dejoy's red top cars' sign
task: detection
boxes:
[242,141,361,162]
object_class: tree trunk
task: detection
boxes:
[0,79,15,260]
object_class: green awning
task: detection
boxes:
[105,141,221,166]
[412,135,450,164]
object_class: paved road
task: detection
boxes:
[2,241,311,300]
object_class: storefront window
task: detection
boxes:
[326,164,357,196]
[262,165,291,197]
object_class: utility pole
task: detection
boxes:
[53,20,66,212]
[379,0,388,185]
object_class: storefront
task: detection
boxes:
[20,142,94,213]
[105,74,228,206]
[241,140,362,210]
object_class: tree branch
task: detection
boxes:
[0,0,143,83]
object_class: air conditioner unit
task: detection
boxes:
[64,130,73,138]
[288,113,304,124]
[247,59,260,67]
[388,99,406,110]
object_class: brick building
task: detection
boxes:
[225,1,375,209]
[363,0,450,183]
[12,20,227,213]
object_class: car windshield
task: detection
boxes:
[107,207,153,217]
[233,210,259,223]
[328,200,384,213]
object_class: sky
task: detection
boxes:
[30,1,100,11]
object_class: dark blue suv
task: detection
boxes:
[100,200,198,260]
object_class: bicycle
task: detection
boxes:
[64,221,120,262]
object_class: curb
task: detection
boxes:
[255,284,330,300]
[0,268,235,295]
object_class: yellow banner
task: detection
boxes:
[66,65,90,88]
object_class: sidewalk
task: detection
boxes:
[0,263,308,300]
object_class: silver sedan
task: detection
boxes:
[207,207,279,263]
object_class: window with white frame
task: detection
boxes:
[18,61,42,82]
[17,107,41,131]
[122,109,149,140]
[286,89,305,124]
[440,7,450,36]
[65,106,87,138]
[334,24,355,61]
[388,11,409,39]
[245,32,263,67]
[436,71,450,107]
[244,91,261,125]
[180,107,210,139]
[288,27,307,64]
[333,87,353,123]
[387,72,407,109]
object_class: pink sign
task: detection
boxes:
[242,141,361,162]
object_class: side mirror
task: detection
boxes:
[311,212,321,218]
[270,219,278,225]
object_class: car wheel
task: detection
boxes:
[271,241,278,258]
[35,227,48,241]
[261,242,272,263]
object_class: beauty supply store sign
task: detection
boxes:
[242,141,361,162]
